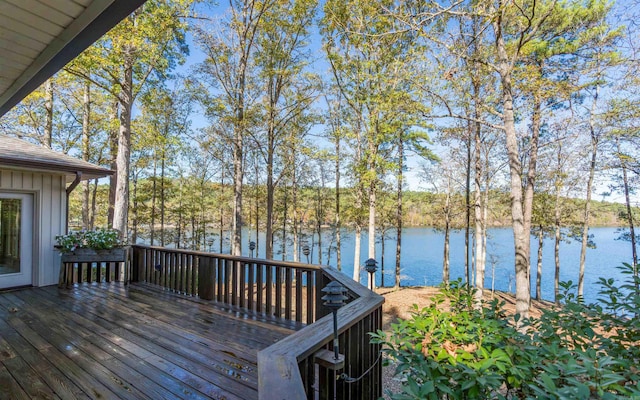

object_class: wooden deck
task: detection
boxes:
[0,282,300,400]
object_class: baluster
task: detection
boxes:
[266,264,273,315]
[216,257,224,301]
[198,256,214,300]
[190,254,197,295]
[183,253,188,294]
[165,252,171,290]
[247,262,254,311]
[295,269,303,322]
[86,262,92,283]
[306,271,314,324]
[231,260,238,306]
[275,266,282,318]
[285,267,292,320]
[224,259,232,305]
[168,251,175,290]
[256,263,264,313]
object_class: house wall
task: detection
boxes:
[0,168,66,287]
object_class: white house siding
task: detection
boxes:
[0,168,66,287]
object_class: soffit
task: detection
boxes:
[0,0,147,117]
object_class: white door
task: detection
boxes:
[0,193,33,289]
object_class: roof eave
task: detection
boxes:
[0,0,147,117]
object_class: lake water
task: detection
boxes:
[242,227,634,305]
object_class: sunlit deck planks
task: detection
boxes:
[0,282,299,399]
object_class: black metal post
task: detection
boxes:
[322,281,347,360]
[303,244,310,264]
[332,310,339,360]
[364,258,378,291]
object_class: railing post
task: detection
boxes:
[131,246,141,283]
[198,256,214,300]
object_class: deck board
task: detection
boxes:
[0,283,296,399]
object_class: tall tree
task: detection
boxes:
[195,0,274,255]
[252,0,318,259]
[138,85,191,246]
[323,0,424,286]
[399,0,615,317]
[66,0,192,239]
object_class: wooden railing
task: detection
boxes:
[130,245,384,399]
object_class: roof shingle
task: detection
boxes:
[0,134,113,181]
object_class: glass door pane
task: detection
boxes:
[0,198,21,276]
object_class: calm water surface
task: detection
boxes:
[199,226,633,305]
[258,227,633,305]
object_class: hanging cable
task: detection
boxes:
[339,351,383,383]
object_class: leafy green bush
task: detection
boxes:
[372,265,640,399]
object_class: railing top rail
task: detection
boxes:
[131,244,322,272]
[265,293,384,360]
[321,264,373,298]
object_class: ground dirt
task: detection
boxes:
[375,286,552,399]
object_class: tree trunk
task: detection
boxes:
[316,184,323,265]
[281,188,287,261]
[44,79,53,148]
[524,88,542,276]
[536,226,543,300]
[292,164,299,262]
[150,155,157,246]
[232,124,244,256]
[465,120,472,285]
[495,20,530,318]
[131,172,139,244]
[381,232,385,287]
[160,154,166,247]
[90,178,98,229]
[554,166,562,304]
[368,176,376,289]
[579,86,599,297]
[201,182,207,251]
[81,81,91,229]
[255,161,260,257]
[108,101,118,226]
[473,79,485,305]
[395,130,403,289]
[112,49,134,239]
[266,141,275,259]
[617,137,638,287]
[353,224,362,282]
[443,189,451,286]
[335,136,342,271]
[177,179,183,249]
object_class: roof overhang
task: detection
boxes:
[0,0,147,118]
[0,135,113,182]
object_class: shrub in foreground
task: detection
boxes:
[371,264,640,399]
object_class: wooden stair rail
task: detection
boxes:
[130,245,384,399]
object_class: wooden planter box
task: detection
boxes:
[58,247,130,287]
[60,247,128,263]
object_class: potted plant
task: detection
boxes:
[55,228,127,263]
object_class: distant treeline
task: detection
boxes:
[69,180,632,241]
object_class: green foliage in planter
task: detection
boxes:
[55,228,123,253]
[372,265,640,399]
